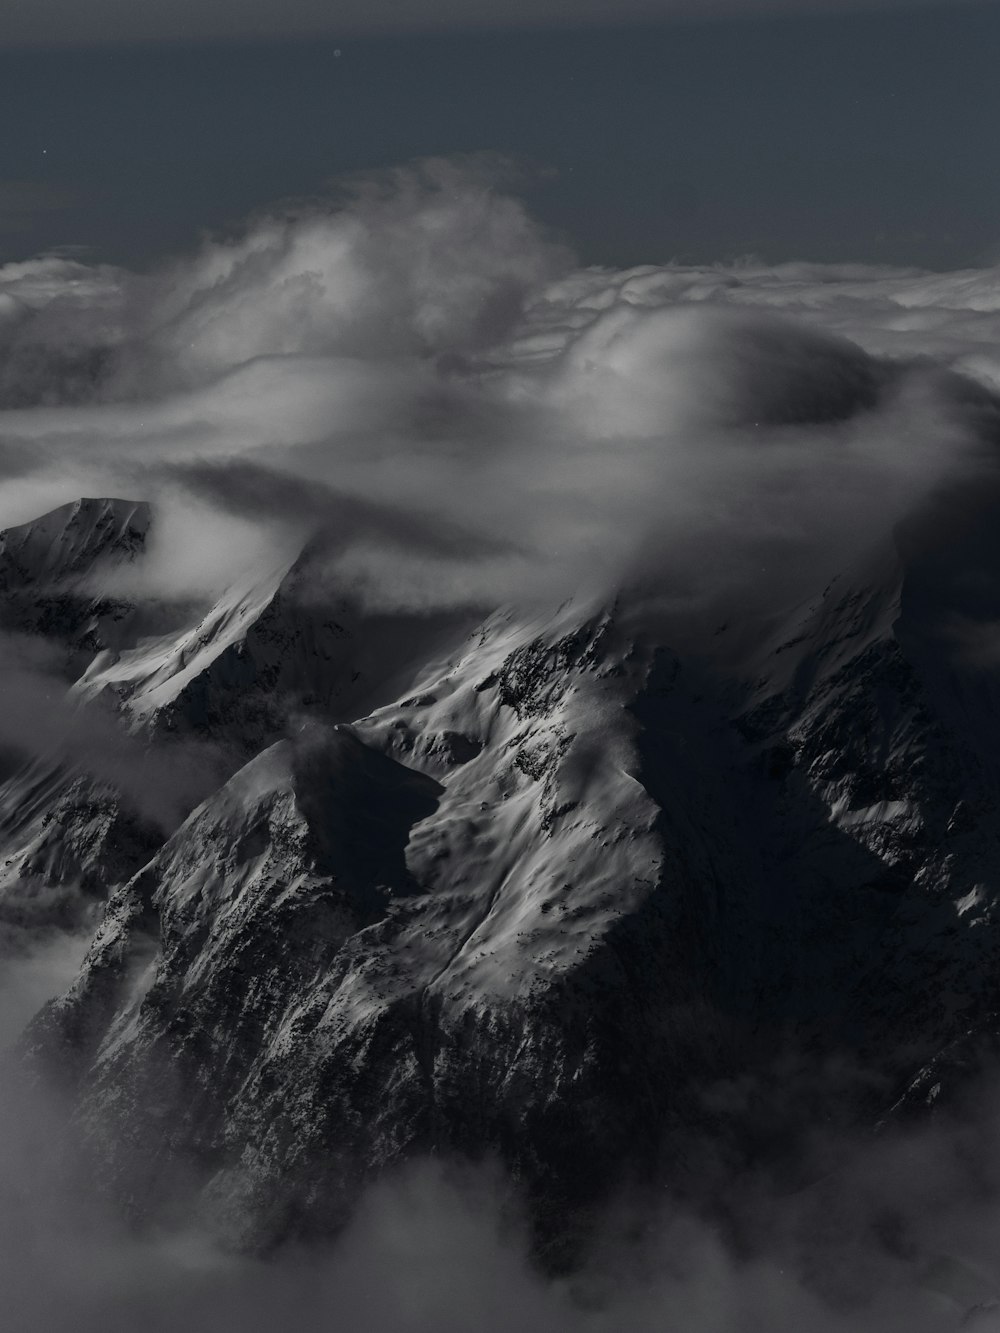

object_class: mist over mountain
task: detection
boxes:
[6,162,1000,1329]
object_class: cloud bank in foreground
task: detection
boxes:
[4,1076,1000,1332]
[2,0,988,47]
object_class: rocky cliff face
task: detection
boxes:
[6,489,1000,1263]
[0,496,149,665]
[0,499,159,951]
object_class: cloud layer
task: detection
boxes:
[3,1083,1000,1331]
[1,160,997,628]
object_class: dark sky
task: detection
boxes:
[2,0,999,271]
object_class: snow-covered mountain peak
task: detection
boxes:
[128,723,443,929]
[12,482,1000,1269]
[0,497,149,592]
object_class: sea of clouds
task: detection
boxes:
[0,157,997,624]
[4,159,1000,1329]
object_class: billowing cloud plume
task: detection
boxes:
[0,256,124,409]
[116,159,568,393]
[0,158,997,630]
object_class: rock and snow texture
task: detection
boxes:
[0,496,148,588]
[76,541,471,756]
[0,500,158,952]
[0,496,148,657]
[5,482,1000,1262]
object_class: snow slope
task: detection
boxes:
[10,486,1000,1261]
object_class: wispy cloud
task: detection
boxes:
[0,158,996,625]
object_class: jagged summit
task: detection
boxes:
[6,486,1000,1267]
[0,497,149,591]
[0,496,152,667]
[76,528,475,751]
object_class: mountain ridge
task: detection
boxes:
[6,491,1000,1273]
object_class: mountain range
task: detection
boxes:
[4,484,1000,1309]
